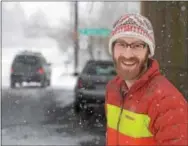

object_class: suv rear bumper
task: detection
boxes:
[74,90,105,115]
[75,89,105,105]
[11,74,45,82]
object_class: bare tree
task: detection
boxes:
[24,9,50,38]
[23,9,73,53]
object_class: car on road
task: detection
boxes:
[73,60,116,115]
[10,51,52,88]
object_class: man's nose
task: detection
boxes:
[122,47,134,58]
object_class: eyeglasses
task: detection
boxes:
[114,40,148,52]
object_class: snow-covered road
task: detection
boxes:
[2,87,105,145]
[1,47,105,145]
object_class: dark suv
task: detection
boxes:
[10,51,51,88]
[73,60,116,114]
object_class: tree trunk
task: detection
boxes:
[141,1,188,98]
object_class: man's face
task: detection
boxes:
[113,37,149,80]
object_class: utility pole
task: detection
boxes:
[74,1,79,75]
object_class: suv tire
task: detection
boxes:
[40,78,47,88]
[10,80,16,88]
[47,79,51,86]
[74,101,81,114]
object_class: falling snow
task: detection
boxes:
[15,100,20,104]
[181,6,186,11]
[180,108,184,112]
[2,2,188,145]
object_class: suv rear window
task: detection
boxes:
[13,55,40,66]
[83,61,116,75]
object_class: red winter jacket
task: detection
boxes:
[105,59,188,146]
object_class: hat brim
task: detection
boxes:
[108,32,155,58]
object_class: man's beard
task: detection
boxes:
[113,54,148,81]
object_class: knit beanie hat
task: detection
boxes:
[109,13,155,57]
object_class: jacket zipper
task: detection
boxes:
[116,87,127,146]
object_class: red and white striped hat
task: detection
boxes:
[109,13,155,57]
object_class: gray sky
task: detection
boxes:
[6,2,72,26]
[4,2,140,27]
[17,2,101,27]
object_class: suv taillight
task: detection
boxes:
[77,78,94,89]
[11,68,14,73]
[78,79,83,88]
[38,68,44,74]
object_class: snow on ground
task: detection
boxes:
[51,65,77,90]
[2,125,95,145]
[2,47,77,90]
